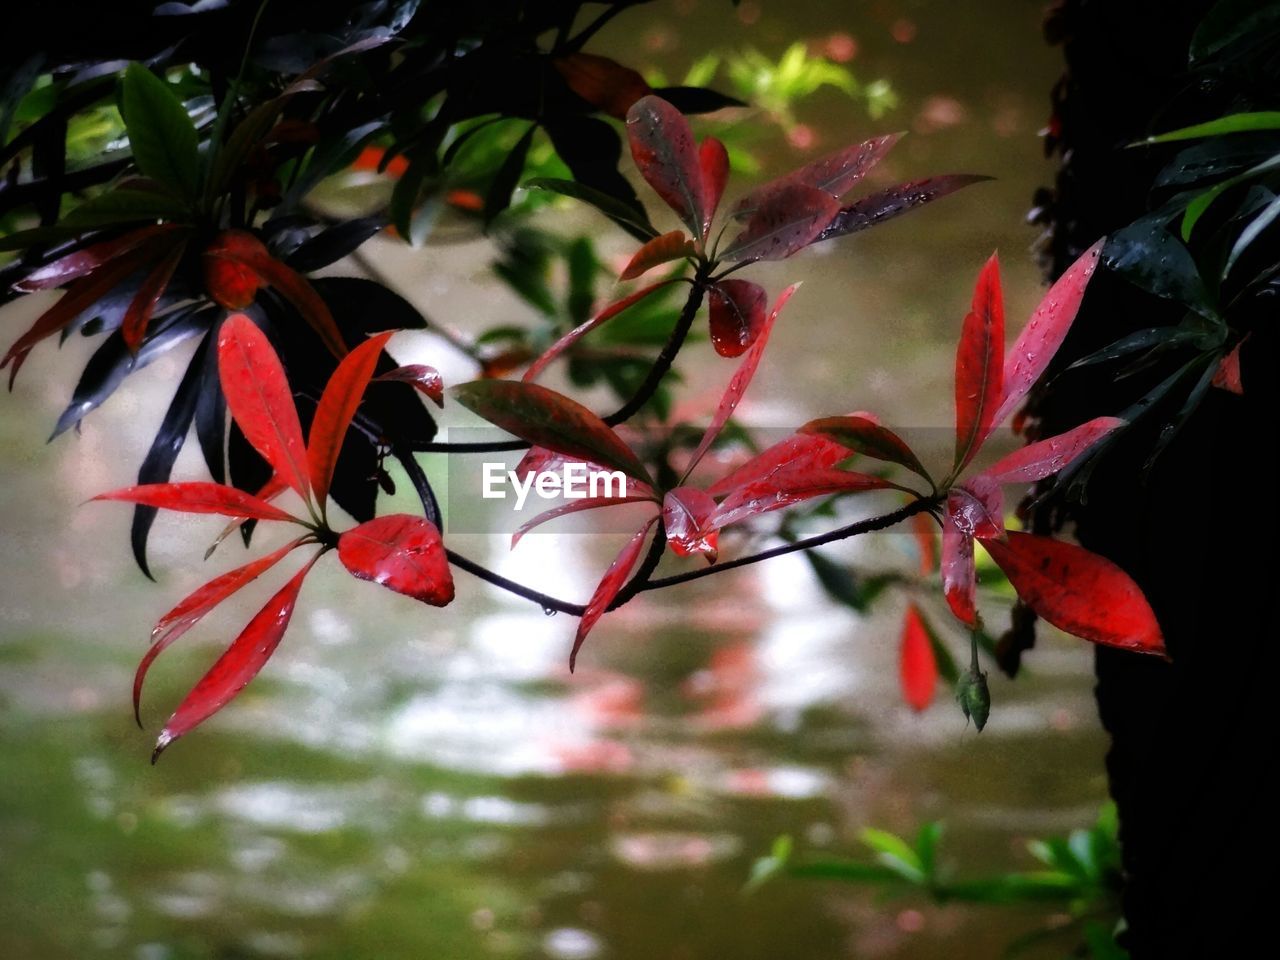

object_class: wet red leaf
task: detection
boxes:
[707,278,767,358]
[626,95,706,234]
[308,331,395,508]
[93,481,301,522]
[900,603,938,711]
[704,433,849,498]
[948,483,1004,540]
[338,514,455,606]
[720,182,841,262]
[954,252,1004,471]
[977,416,1124,486]
[733,133,901,218]
[571,517,658,672]
[512,493,656,547]
[800,414,931,483]
[712,467,896,529]
[13,224,183,292]
[374,364,444,405]
[1211,336,1246,395]
[152,551,321,761]
[454,379,653,483]
[122,243,185,353]
[554,53,651,120]
[619,230,696,281]
[982,532,1165,657]
[942,494,977,626]
[699,137,730,236]
[217,314,312,503]
[662,486,719,562]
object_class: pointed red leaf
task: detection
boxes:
[900,603,938,711]
[734,133,901,219]
[941,495,977,626]
[122,243,185,353]
[626,95,707,234]
[1211,336,1246,395]
[217,313,312,503]
[800,414,932,483]
[662,486,719,562]
[699,137,730,235]
[704,433,850,498]
[137,537,308,724]
[912,510,938,574]
[553,53,651,120]
[977,416,1125,486]
[619,230,696,281]
[815,174,993,243]
[14,224,183,292]
[712,467,897,529]
[523,279,675,383]
[990,240,1104,430]
[982,532,1165,657]
[204,475,290,559]
[687,284,800,471]
[152,551,321,761]
[954,253,1004,471]
[720,182,841,263]
[571,517,658,671]
[308,331,395,508]
[707,278,768,358]
[512,494,655,548]
[374,364,444,406]
[454,379,652,483]
[337,514,455,606]
[93,482,301,522]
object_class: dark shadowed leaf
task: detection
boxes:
[484,124,537,225]
[705,432,849,498]
[649,86,746,114]
[816,175,992,243]
[1103,218,1216,319]
[373,364,444,405]
[707,278,767,358]
[800,414,932,484]
[734,133,901,219]
[978,417,1125,486]
[524,176,657,242]
[338,514,454,606]
[953,253,1004,471]
[699,137,730,235]
[720,182,840,262]
[122,62,200,200]
[571,517,658,671]
[545,115,652,241]
[942,495,977,626]
[285,216,388,272]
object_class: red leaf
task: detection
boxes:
[93,482,301,522]
[553,53,651,120]
[1211,336,1246,395]
[800,414,932,483]
[982,532,1165,657]
[707,278,768,358]
[523,280,675,383]
[699,137,730,235]
[900,603,938,711]
[13,224,183,291]
[374,364,444,405]
[152,551,321,761]
[990,240,1104,430]
[619,230,696,281]
[122,243,185,353]
[204,252,262,309]
[512,494,655,548]
[626,95,707,234]
[941,495,977,626]
[571,517,658,672]
[137,537,307,724]
[337,514,455,606]
[217,314,312,503]
[712,467,896,529]
[686,284,800,471]
[948,483,1003,540]
[720,182,841,263]
[815,174,993,243]
[733,133,901,218]
[308,331,395,508]
[911,510,937,574]
[704,433,849,498]
[953,253,1004,471]
[454,379,652,483]
[977,416,1124,486]
[662,486,719,562]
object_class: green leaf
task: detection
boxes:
[524,177,658,240]
[1181,152,1280,240]
[1225,191,1280,276]
[859,827,924,882]
[121,63,200,200]
[743,835,792,894]
[1104,216,1218,319]
[0,189,190,250]
[1139,111,1280,144]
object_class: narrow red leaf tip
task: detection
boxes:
[511,494,656,548]
[720,182,841,263]
[308,331,395,508]
[122,245,185,353]
[687,284,801,471]
[948,483,1004,541]
[522,280,674,383]
[337,514,455,606]
[137,537,307,725]
[619,230,696,281]
[571,517,658,672]
[704,432,850,498]
[990,239,1104,431]
[92,482,301,523]
[982,532,1165,657]
[698,137,730,237]
[711,467,895,530]
[707,279,768,358]
[374,364,445,406]
[217,313,312,504]
[153,551,321,762]
[953,252,1004,471]
[941,493,978,626]
[14,224,182,292]
[1211,336,1246,395]
[977,416,1125,487]
[900,603,938,711]
[662,487,719,562]
[626,95,707,234]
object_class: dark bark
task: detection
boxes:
[1034,2,1280,956]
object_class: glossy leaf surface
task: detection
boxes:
[338,514,454,606]
[720,182,840,262]
[978,417,1125,486]
[707,278,767,358]
[698,137,730,235]
[571,518,658,671]
[93,482,300,522]
[626,96,706,234]
[662,486,719,561]
[953,253,1004,471]
[619,230,696,280]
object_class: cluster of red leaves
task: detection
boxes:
[93,314,450,760]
